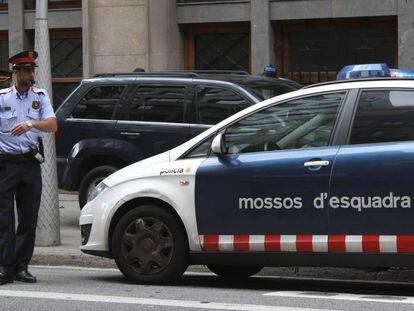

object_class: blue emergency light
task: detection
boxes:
[336,63,391,80]
[390,69,414,78]
[263,66,277,76]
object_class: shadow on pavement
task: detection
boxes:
[86,271,414,297]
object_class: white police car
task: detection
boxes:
[80,64,414,284]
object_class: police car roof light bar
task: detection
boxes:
[336,63,391,80]
[303,77,414,89]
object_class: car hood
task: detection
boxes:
[103,151,171,187]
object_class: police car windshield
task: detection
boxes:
[238,80,300,100]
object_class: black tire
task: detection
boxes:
[79,165,118,209]
[111,205,189,284]
[207,265,262,278]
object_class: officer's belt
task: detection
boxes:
[0,152,33,162]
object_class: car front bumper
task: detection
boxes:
[79,187,124,254]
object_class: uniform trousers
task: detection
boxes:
[0,155,41,272]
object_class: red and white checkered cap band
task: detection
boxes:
[200,235,414,253]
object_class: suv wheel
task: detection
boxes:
[79,165,118,209]
[207,265,262,278]
[111,205,188,284]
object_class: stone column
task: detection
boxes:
[147,0,184,71]
[8,0,28,57]
[35,0,60,246]
[83,0,149,76]
[398,0,414,71]
[251,0,274,75]
[82,0,91,77]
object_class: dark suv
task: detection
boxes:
[55,71,300,207]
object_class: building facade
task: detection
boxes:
[1,0,414,106]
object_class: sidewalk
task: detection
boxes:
[32,194,116,268]
[31,194,414,283]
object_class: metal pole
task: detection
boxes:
[34,0,60,246]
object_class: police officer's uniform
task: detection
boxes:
[0,51,55,284]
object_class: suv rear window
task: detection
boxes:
[197,87,250,124]
[72,85,125,120]
[241,82,298,100]
[129,86,186,123]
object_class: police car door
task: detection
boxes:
[330,89,414,242]
[195,92,347,248]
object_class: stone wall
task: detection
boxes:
[83,0,148,76]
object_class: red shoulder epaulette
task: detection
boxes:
[31,87,45,96]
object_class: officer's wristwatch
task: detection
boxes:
[26,120,34,129]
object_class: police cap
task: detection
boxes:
[8,50,38,68]
[0,69,12,81]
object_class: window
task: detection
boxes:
[0,0,7,11]
[71,85,125,120]
[195,33,249,71]
[184,24,250,72]
[0,33,8,69]
[224,92,345,154]
[241,82,299,100]
[26,28,82,109]
[197,87,250,124]
[184,136,214,159]
[129,86,186,123]
[24,0,81,10]
[276,17,397,84]
[350,90,414,145]
[50,29,82,108]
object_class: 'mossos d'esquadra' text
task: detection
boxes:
[238,192,411,212]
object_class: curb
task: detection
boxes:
[31,253,117,269]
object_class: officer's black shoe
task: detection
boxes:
[14,269,37,283]
[0,267,14,285]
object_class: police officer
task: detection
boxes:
[0,70,12,89]
[0,51,57,284]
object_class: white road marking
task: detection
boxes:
[0,290,335,311]
[264,291,414,305]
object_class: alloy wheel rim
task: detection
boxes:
[121,217,173,275]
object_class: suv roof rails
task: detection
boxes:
[93,72,198,78]
[303,77,414,89]
[168,70,249,75]
[92,70,250,78]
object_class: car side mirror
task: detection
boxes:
[211,132,226,155]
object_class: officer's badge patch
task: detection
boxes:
[32,101,40,109]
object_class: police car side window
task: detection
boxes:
[350,90,414,144]
[224,92,345,154]
[71,85,125,120]
[129,86,186,123]
[184,136,214,159]
[197,87,250,125]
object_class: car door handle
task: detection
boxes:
[304,160,330,167]
[120,132,141,136]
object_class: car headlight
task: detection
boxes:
[88,182,109,203]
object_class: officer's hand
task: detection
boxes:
[10,122,30,136]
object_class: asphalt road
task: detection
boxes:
[1,266,414,310]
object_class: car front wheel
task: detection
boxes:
[111,205,188,284]
[207,265,262,278]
